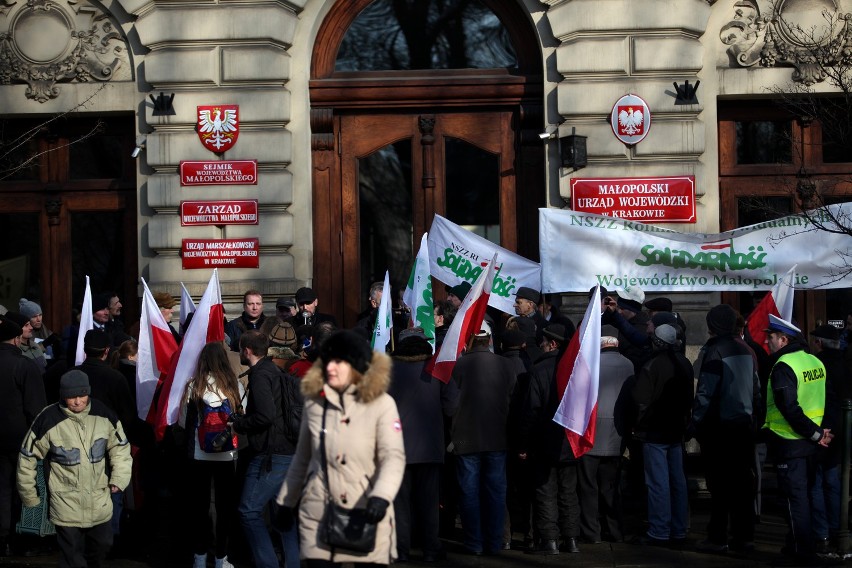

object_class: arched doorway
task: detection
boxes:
[310,0,544,327]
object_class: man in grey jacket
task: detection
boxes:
[18,370,131,568]
[577,326,633,544]
[692,304,760,553]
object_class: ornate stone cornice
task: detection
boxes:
[0,0,131,102]
[721,0,852,85]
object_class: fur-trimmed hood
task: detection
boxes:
[301,350,393,404]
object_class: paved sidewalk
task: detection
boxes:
[0,487,848,568]
[0,502,848,568]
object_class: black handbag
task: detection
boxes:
[317,399,377,554]
[320,502,377,553]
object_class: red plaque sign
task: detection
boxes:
[182,238,259,269]
[180,200,258,226]
[180,160,257,186]
[197,105,239,153]
[571,176,696,223]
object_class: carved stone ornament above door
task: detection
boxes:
[720,0,852,85]
[0,0,131,102]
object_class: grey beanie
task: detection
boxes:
[18,298,42,319]
[654,324,679,346]
[60,370,91,399]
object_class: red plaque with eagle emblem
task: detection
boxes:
[610,94,650,146]
[197,105,239,153]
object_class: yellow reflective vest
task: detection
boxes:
[764,350,826,440]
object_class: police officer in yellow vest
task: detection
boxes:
[763,314,833,561]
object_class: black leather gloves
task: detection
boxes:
[364,497,389,523]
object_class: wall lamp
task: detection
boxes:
[150,92,176,116]
[560,127,587,171]
[673,80,699,105]
[538,125,558,140]
[131,135,146,158]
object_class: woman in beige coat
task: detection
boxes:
[277,330,406,567]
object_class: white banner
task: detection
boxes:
[540,204,852,292]
[428,215,542,314]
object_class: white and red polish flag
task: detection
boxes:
[747,265,797,353]
[148,269,224,441]
[137,278,179,420]
[74,276,94,366]
[425,254,497,384]
[179,282,196,332]
[553,284,602,458]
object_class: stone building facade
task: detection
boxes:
[0,0,849,335]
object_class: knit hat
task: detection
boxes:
[644,297,673,312]
[706,304,738,336]
[654,324,679,346]
[3,312,29,329]
[319,330,372,373]
[515,286,541,305]
[18,298,42,319]
[448,282,472,301]
[0,317,22,342]
[269,322,297,348]
[153,291,177,309]
[60,370,91,399]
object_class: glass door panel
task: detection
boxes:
[71,211,127,307]
[358,140,414,301]
[339,111,514,326]
[445,136,499,244]
[0,212,40,309]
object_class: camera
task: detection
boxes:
[210,425,234,451]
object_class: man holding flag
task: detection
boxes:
[371,271,392,353]
[449,326,517,556]
[518,323,581,555]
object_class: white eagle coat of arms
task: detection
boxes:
[197,105,239,153]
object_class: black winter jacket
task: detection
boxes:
[388,339,458,464]
[450,345,516,455]
[632,347,694,444]
[518,350,576,463]
[77,357,141,444]
[693,333,760,438]
[0,343,46,453]
[232,357,301,456]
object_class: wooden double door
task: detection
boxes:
[0,117,138,330]
[313,109,525,327]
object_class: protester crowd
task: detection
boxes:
[0,281,847,567]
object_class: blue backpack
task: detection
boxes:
[197,398,238,453]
